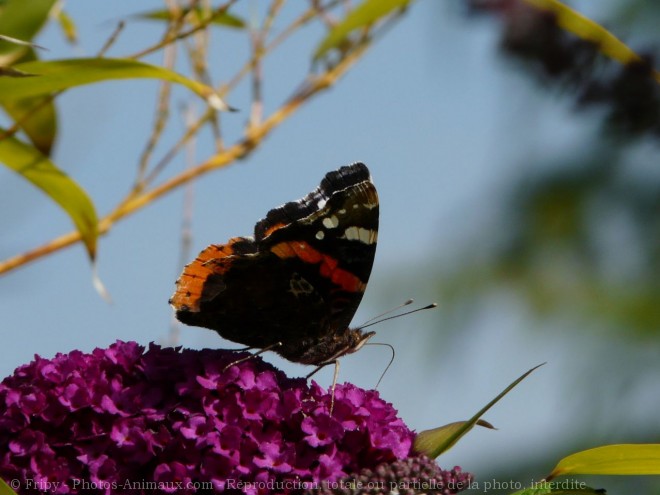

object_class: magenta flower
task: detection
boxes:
[0,341,471,494]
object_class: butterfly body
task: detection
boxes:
[169,163,379,365]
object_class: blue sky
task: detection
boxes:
[2,1,658,488]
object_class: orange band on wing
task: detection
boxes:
[170,238,243,312]
[270,241,365,293]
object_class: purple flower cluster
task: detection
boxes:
[0,341,416,494]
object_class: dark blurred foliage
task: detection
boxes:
[501,145,660,333]
[449,0,660,336]
[468,0,660,137]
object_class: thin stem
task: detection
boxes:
[128,0,238,60]
[97,20,126,57]
[135,45,176,190]
[221,0,341,95]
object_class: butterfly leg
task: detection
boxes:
[329,360,340,415]
[222,342,283,371]
[304,360,340,415]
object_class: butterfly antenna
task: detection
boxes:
[359,303,437,330]
[364,342,396,389]
[358,299,414,327]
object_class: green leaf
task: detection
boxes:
[0,58,234,111]
[2,49,57,155]
[57,10,78,44]
[0,34,46,50]
[0,131,98,260]
[2,96,57,155]
[522,0,642,65]
[414,419,495,458]
[548,444,660,479]
[0,477,19,495]
[414,364,544,458]
[0,0,56,63]
[0,66,37,77]
[314,0,411,60]
[135,7,245,29]
[414,419,494,458]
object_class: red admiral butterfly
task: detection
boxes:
[169,163,378,367]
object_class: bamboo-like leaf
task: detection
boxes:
[57,10,78,44]
[314,0,411,60]
[0,58,234,111]
[548,444,660,479]
[0,131,98,260]
[0,66,37,77]
[522,0,651,70]
[2,96,57,155]
[415,420,495,458]
[414,364,544,458]
[1,49,58,155]
[0,0,55,63]
[135,7,245,28]
[0,34,46,50]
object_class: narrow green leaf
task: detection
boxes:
[135,7,245,28]
[57,10,78,44]
[0,34,46,50]
[0,66,37,77]
[1,48,58,155]
[0,131,98,260]
[522,0,641,65]
[414,364,544,458]
[0,58,234,111]
[415,419,494,457]
[0,477,20,495]
[314,0,411,60]
[2,96,57,155]
[548,444,660,479]
[0,0,56,62]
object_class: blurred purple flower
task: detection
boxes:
[0,341,470,494]
[308,455,473,495]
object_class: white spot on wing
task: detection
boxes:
[342,227,376,245]
[322,215,339,229]
[360,228,376,244]
[316,230,325,240]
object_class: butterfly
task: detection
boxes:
[169,163,379,368]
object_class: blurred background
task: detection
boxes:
[1,1,659,493]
